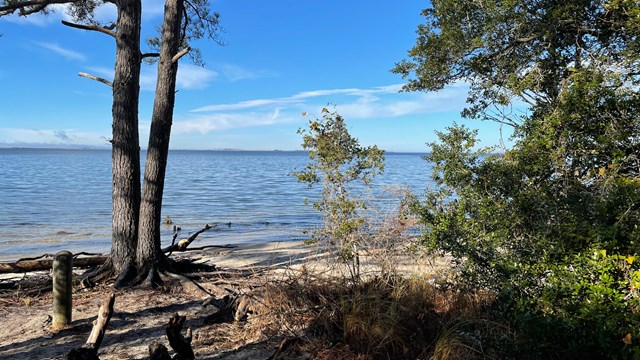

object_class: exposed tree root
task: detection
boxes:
[161,271,211,299]
[113,263,138,288]
[80,253,215,296]
[77,223,219,289]
[81,259,142,289]
[170,257,217,273]
[81,259,116,288]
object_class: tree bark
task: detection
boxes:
[109,0,143,286]
[137,0,184,285]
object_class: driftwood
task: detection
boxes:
[163,224,214,254]
[62,293,195,360]
[66,292,116,360]
[202,294,236,324]
[148,313,195,360]
[0,224,236,274]
[0,255,108,274]
[201,292,256,324]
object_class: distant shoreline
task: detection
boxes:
[0,147,427,155]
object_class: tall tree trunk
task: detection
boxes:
[109,0,142,286]
[136,0,184,286]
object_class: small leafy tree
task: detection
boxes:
[294,108,384,281]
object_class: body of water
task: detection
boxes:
[0,149,432,260]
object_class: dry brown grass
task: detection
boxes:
[251,268,501,360]
[234,189,508,359]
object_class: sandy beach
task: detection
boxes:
[0,239,444,360]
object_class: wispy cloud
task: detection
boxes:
[191,84,423,113]
[141,0,165,19]
[33,41,86,61]
[173,109,293,134]
[193,98,294,112]
[2,3,116,26]
[0,128,109,146]
[177,65,218,89]
[139,64,218,91]
[337,84,469,120]
[173,83,470,135]
[218,64,276,82]
[86,64,217,92]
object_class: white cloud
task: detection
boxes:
[138,64,218,91]
[90,3,118,23]
[337,88,469,120]
[219,64,257,82]
[191,83,430,113]
[173,109,295,134]
[83,63,217,92]
[141,0,165,19]
[140,69,157,91]
[2,2,116,26]
[33,41,86,61]
[2,13,51,26]
[193,99,287,112]
[216,64,277,82]
[188,87,368,113]
[179,83,471,134]
[177,65,218,89]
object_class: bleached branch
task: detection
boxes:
[61,20,116,38]
[78,72,113,87]
[171,46,191,63]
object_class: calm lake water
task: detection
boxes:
[0,149,433,260]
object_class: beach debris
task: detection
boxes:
[64,294,195,360]
[148,314,195,360]
[0,254,107,274]
[66,293,115,360]
[164,224,214,254]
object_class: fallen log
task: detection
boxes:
[0,256,107,274]
[1,223,232,274]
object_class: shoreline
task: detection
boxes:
[0,239,315,272]
[0,235,311,262]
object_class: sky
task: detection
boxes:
[0,0,510,152]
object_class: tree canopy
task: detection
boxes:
[396,0,640,357]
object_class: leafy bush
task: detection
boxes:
[412,124,640,358]
[293,107,384,281]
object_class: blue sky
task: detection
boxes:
[0,0,510,152]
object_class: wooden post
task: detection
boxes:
[52,250,73,330]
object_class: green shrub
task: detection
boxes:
[293,107,384,281]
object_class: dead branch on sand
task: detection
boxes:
[66,292,115,360]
